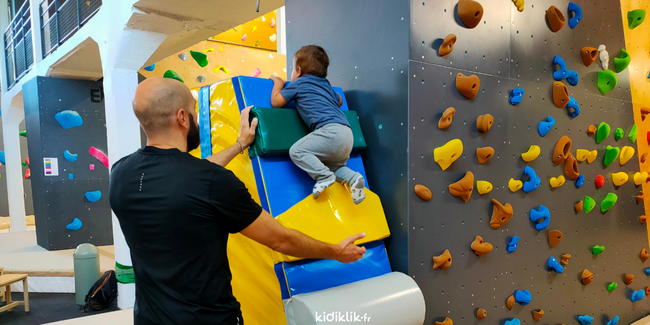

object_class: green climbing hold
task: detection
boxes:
[584,196,596,214]
[629,125,637,143]
[614,49,631,73]
[615,128,624,141]
[19,130,26,137]
[163,70,184,83]
[597,70,617,95]
[601,193,618,212]
[596,122,611,144]
[604,146,620,166]
[21,161,27,166]
[608,282,618,292]
[190,50,209,67]
[628,9,646,30]
[593,245,605,255]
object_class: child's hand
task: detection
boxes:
[271,76,286,85]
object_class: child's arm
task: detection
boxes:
[338,93,343,107]
[270,77,289,108]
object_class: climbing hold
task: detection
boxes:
[620,146,635,165]
[546,6,566,32]
[576,149,597,163]
[550,175,565,188]
[490,199,513,229]
[24,168,30,180]
[584,196,596,213]
[433,249,452,270]
[626,274,635,285]
[521,145,540,162]
[538,116,555,137]
[63,150,78,162]
[598,45,609,70]
[477,308,487,320]
[604,146,620,166]
[458,0,484,29]
[629,125,637,143]
[522,166,541,193]
[641,248,649,262]
[593,245,605,255]
[587,125,597,136]
[55,110,83,129]
[612,172,629,186]
[595,175,605,189]
[476,147,494,164]
[202,48,215,53]
[634,172,648,185]
[436,317,453,325]
[456,73,480,99]
[530,205,550,231]
[66,218,82,231]
[512,0,524,12]
[553,135,572,164]
[641,215,647,224]
[548,230,563,247]
[631,289,645,302]
[582,269,594,285]
[507,236,519,253]
[553,56,580,86]
[575,201,584,213]
[505,318,520,325]
[636,191,645,203]
[439,107,455,129]
[608,316,620,325]
[560,254,571,266]
[241,34,247,42]
[449,172,474,203]
[510,88,524,105]
[597,70,617,95]
[576,175,585,188]
[89,147,109,169]
[476,181,493,195]
[628,9,647,29]
[509,178,523,192]
[269,34,277,42]
[213,65,230,74]
[85,191,102,203]
[641,152,648,163]
[614,49,631,73]
[533,310,544,322]
[581,47,598,67]
[601,193,618,212]
[608,282,618,292]
[270,17,276,28]
[506,295,515,310]
[471,235,493,257]
[568,2,582,29]
[434,139,463,170]
[514,290,532,305]
[564,156,579,180]
[597,122,611,144]
[414,184,432,200]
[163,70,184,83]
[178,52,188,61]
[143,64,155,71]
[566,96,580,117]
[647,131,650,144]
[642,108,650,121]
[18,130,26,137]
[615,128,624,141]
[196,75,206,83]
[552,81,570,108]
[579,315,594,325]
[439,34,457,56]
[251,68,262,78]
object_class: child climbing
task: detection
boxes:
[270,45,365,204]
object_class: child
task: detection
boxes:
[270,45,365,204]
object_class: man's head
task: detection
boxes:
[133,77,200,152]
[291,45,329,81]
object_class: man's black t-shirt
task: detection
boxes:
[109,146,262,325]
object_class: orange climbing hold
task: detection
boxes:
[641,248,649,263]
[458,0,484,29]
[449,172,474,203]
[553,136,572,164]
[471,235,493,257]
[476,114,494,133]
[456,73,480,99]
[641,107,650,121]
[477,147,494,164]
[581,47,598,67]
[439,34,457,56]
[560,254,571,266]
[548,230,563,247]
[546,6,566,32]
[582,269,594,285]
[477,309,487,320]
[575,201,583,213]
[553,81,570,108]
[637,191,645,204]
[587,125,597,136]
[490,199,513,229]
[564,156,579,179]
[625,274,635,285]
[433,249,452,270]
[439,107,456,129]
[533,310,545,322]
[414,184,432,201]
[641,215,647,224]
[436,317,454,325]
[506,295,515,310]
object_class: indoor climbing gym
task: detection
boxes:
[0,0,650,324]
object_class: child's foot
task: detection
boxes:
[350,174,366,204]
[313,177,336,199]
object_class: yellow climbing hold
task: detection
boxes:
[202,48,215,53]
[509,178,523,192]
[576,149,598,163]
[252,26,258,32]
[219,46,224,51]
[521,145,540,162]
[213,65,230,74]
[634,172,648,185]
[512,0,525,12]
[612,172,629,186]
[477,181,493,195]
[620,146,635,165]
[433,139,463,171]
[550,175,566,188]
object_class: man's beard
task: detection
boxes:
[187,115,201,152]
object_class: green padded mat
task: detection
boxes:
[248,107,367,158]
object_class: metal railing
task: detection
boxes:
[40,0,101,58]
[4,0,33,89]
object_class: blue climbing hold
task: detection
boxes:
[505,318,521,325]
[566,96,580,118]
[510,88,524,105]
[85,191,102,202]
[553,56,579,86]
[579,315,594,325]
[566,70,579,86]
[63,150,78,162]
[538,116,555,137]
[644,267,650,276]
[568,2,583,29]
[514,290,532,305]
[144,64,156,71]
[55,110,83,129]
[632,289,645,302]
[66,218,82,230]
[507,236,520,253]
[523,166,541,193]
[0,151,5,165]
[548,256,564,273]
[576,175,585,188]
[530,205,551,231]
[607,316,619,325]
[68,173,73,180]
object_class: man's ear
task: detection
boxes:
[176,109,188,129]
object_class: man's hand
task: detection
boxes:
[238,106,258,148]
[333,233,367,263]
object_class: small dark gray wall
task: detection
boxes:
[0,118,35,216]
[23,76,112,250]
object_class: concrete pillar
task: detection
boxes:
[1,94,27,232]
[277,6,287,55]
[0,0,10,93]
[28,0,43,65]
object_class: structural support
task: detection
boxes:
[1,94,27,232]
[277,6,287,55]
[28,0,43,65]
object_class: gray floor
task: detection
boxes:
[0,292,119,325]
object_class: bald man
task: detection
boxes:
[108,77,366,325]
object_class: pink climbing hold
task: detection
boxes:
[89,164,94,170]
[89,147,109,168]
[252,68,261,78]
[242,34,248,42]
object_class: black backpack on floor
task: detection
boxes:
[82,270,118,312]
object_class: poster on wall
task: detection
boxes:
[43,158,59,176]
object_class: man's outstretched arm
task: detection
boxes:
[206,106,258,167]
[240,209,366,263]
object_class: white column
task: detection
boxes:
[276,6,287,55]
[28,0,43,65]
[0,0,11,93]
[1,94,26,232]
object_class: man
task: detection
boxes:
[109,77,366,325]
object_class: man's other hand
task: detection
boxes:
[334,233,367,263]
[239,106,258,148]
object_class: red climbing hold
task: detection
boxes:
[595,175,605,188]
[647,131,650,144]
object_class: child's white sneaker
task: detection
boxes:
[350,174,366,204]
[313,177,336,199]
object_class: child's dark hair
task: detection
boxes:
[294,45,329,78]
